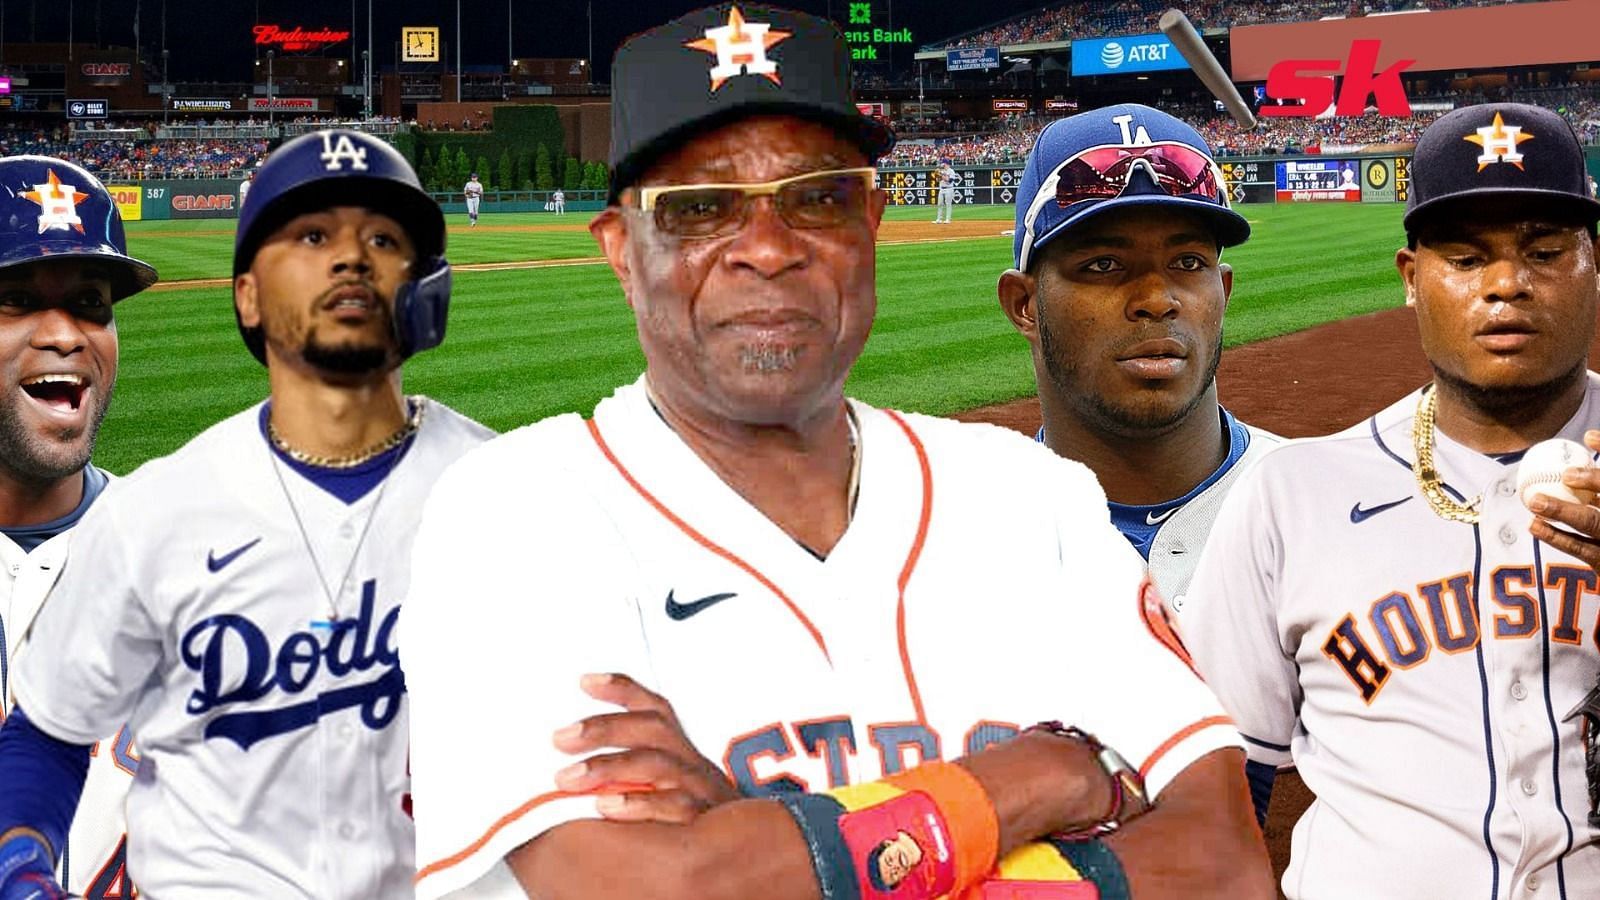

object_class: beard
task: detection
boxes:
[1431,358,1587,423]
[302,335,391,375]
[0,380,114,485]
[1039,320,1222,437]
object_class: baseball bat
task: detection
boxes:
[1159,9,1257,131]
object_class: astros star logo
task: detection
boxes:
[684,6,791,92]
[1463,112,1534,172]
[20,169,90,234]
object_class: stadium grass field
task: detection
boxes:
[96,201,1407,473]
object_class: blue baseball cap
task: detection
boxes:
[1012,103,1249,270]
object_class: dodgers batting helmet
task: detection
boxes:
[0,155,158,300]
[233,129,449,364]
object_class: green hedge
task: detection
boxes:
[411,106,571,193]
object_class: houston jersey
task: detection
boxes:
[2,474,138,898]
[13,399,492,899]
[1183,377,1600,900]
[405,377,1239,898]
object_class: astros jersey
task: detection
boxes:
[2,468,136,898]
[405,377,1239,898]
[1183,377,1600,899]
[13,399,492,899]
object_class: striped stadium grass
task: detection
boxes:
[96,202,1410,473]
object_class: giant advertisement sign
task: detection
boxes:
[168,179,242,219]
[1071,32,1190,76]
[1231,0,1596,82]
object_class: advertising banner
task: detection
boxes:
[1359,158,1396,203]
[248,97,317,112]
[167,179,243,219]
[107,184,143,223]
[173,99,236,112]
[1276,159,1363,202]
[946,48,999,72]
[1071,32,1191,76]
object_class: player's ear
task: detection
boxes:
[590,205,636,307]
[234,272,261,328]
[867,187,888,230]
[1218,261,1234,307]
[997,268,1039,342]
[1395,246,1418,308]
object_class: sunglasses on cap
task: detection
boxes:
[1017,141,1226,271]
[634,167,878,239]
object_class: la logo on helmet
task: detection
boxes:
[319,133,370,172]
[685,6,791,91]
[21,169,89,235]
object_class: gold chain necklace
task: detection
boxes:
[268,397,426,469]
[1413,384,1481,524]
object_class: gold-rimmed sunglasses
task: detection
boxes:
[634,167,878,238]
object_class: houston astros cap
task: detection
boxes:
[1405,102,1600,233]
[607,3,895,204]
[1013,103,1249,271]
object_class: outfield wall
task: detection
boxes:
[107,181,606,221]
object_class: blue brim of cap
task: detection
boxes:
[1022,193,1251,269]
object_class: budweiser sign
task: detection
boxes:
[248,97,317,111]
[252,24,352,52]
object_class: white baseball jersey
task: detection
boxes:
[239,179,251,206]
[405,377,1240,898]
[2,469,137,898]
[937,164,957,194]
[463,179,482,214]
[1183,377,1600,900]
[1041,409,1281,605]
[13,399,492,899]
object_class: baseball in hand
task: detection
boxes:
[1517,438,1598,512]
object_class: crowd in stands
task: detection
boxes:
[0,115,411,178]
[881,84,1600,167]
[929,0,1536,52]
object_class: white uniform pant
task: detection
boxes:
[935,187,955,223]
[466,197,481,219]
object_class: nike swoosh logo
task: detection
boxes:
[1146,507,1179,525]
[1350,498,1412,524]
[664,590,738,621]
[207,537,262,573]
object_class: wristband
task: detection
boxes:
[0,834,64,900]
[774,761,1001,900]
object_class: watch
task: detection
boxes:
[1028,721,1150,840]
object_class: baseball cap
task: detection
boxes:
[1405,102,1600,233]
[1012,103,1248,271]
[607,3,895,204]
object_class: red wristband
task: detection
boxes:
[883,761,1001,892]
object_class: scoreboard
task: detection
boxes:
[880,166,1026,206]
[1219,160,1275,205]
[1276,159,1362,203]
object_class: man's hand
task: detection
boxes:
[552,673,740,824]
[1527,429,1600,569]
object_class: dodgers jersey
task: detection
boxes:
[405,377,1240,898]
[13,399,491,899]
[1040,408,1281,605]
[1183,377,1600,900]
[2,469,137,898]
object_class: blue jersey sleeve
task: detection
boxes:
[0,706,93,859]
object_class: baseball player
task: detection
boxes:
[552,187,566,215]
[1183,102,1600,898]
[240,169,254,207]
[998,104,1284,821]
[933,159,957,224]
[999,105,1281,615]
[464,171,483,226]
[0,129,492,899]
[0,155,156,899]
[403,7,1272,900]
